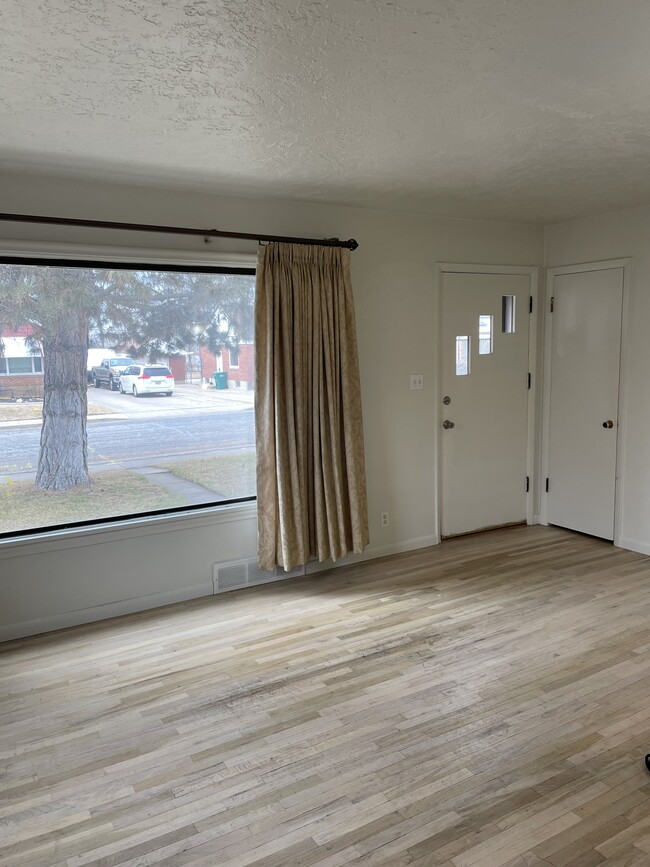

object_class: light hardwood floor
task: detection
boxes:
[3,526,650,866]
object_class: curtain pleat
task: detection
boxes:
[255,243,369,571]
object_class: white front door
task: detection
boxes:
[547,267,623,540]
[440,272,531,537]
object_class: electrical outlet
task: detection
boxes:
[410,374,423,390]
[381,511,390,527]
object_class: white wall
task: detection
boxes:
[1,335,36,358]
[545,206,650,556]
[0,172,543,639]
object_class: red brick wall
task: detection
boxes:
[0,374,44,398]
[168,346,255,388]
[197,345,255,388]
[199,347,219,380]
[223,345,255,388]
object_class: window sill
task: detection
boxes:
[0,501,258,561]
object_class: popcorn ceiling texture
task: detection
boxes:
[2,0,650,223]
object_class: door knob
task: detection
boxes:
[442,419,455,429]
[602,420,614,429]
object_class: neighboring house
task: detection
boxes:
[0,326,44,396]
[203,343,254,390]
[168,343,254,390]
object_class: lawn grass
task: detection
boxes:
[0,402,112,422]
[0,471,186,534]
[157,452,256,499]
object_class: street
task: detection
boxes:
[0,408,255,479]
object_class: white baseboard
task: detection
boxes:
[305,533,440,575]
[1,534,441,642]
[617,537,650,558]
[0,582,212,643]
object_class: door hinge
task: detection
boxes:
[550,296,555,313]
[526,476,530,493]
[545,477,550,493]
[527,372,531,389]
[529,295,533,314]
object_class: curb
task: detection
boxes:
[0,413,126,430]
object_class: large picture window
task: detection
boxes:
[0,258,256,539]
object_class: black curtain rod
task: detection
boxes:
[0,212,359,251]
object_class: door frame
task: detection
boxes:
[540,258,631,546]
[433,263,539,541]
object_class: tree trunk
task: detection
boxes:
[36,316,90,491]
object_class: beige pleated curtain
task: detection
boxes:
[255,242,369,571]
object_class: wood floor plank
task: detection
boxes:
[3,526,650,865]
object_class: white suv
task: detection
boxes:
[119,364,175,397]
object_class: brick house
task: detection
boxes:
[0,326,44,397]
[168,343,254,389]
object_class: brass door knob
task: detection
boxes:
[602,420,614,429]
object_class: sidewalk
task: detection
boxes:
[177,382,254,406]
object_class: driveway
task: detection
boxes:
[88,381,254,419]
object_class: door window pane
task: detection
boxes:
[502,295,516,333]
[456,336,470,375]
[479,315,493,354]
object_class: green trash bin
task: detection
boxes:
[213,371,228,390]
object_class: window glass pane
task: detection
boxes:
[502,295,516,333]
[229,348,240,367]
[0,261,256,539]
[0,358,6,374]
[455,336,470,376]
[478,315,493,355]
[7,357,33,374]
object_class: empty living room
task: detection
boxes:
[3,2,650,865]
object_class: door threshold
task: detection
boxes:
[441,520,527,541]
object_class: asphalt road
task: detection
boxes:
[0,409,256,475]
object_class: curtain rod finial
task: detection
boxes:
[347,239,359,251]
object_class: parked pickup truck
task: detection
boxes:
[91,357,137,391]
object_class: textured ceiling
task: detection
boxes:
[2,0,650,223]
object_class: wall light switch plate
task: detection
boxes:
[410,374,423,390]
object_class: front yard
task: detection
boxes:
[0,471,186,534]
[0,453,256,535]
[156,452,256,499]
